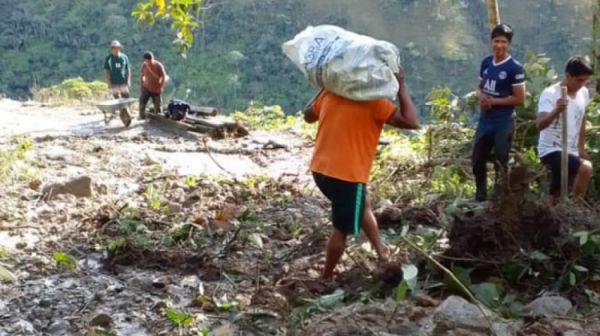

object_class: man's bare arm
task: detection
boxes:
[303,104,318,124]
[303,89,323,124]
[476,79,485,99]
[385,76,419,130]
[536,111,559,131]
[536,98,567,130]
[139,65,144,88]
[104,70,110,86]
[126,69,131,87]
[159,65,166,88]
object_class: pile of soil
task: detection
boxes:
[444,163,599,266]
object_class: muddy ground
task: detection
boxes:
[0,99,598,336]
[0,99,388,336]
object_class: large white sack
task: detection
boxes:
[282,25,401,101]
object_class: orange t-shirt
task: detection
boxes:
[309,90,397,184]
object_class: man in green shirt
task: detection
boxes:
[103,40,131,99]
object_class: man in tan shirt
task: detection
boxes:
[139,51,167,119]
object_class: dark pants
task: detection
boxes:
[112,92,130,99]
[139,87,162,117]
[539,151,582,196]
[110,84,130,99]
[471,119,514,198]
[312,172,366,236]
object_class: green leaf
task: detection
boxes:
[0,264,17,282]
[529,250,550,261]
[508,301,524,317]
[53,252,77,269]
[214,294,241,311]
[401,263,418,291]
[470,282,500,308]
[538,57,551,64]
[500,261,528,282]
[165,308,193,326]
[573,231,589,246]
[395,280,408,301]
[444,266,471,294]
[400,224,409,237]
[569,272,577,286]
[248,233,263,249]
[198,324,211,336]
[573,265,589,273]
[107,237,125,252]
[185,176,196,186]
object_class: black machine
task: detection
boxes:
[165,99,191,121]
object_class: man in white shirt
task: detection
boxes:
[536,55,594,204]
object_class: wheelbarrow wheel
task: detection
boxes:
[120,108,132,127]
[103,112,111,125]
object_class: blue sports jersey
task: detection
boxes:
[478,55,525,123]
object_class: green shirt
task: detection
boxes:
[103,53,130,85]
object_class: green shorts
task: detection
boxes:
[312,171,366,236]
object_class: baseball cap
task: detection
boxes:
[111,40,122,48]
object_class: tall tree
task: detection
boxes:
[486,0,500,28]
[593,0,600,94]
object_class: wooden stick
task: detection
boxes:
[560,86,568,202]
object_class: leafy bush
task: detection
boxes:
[31,77,107,104]
[232,101,316,139]
[0,137,36,183]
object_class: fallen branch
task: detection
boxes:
[219,225,243,256]
[201,137,234,176]
[433,254,503,265]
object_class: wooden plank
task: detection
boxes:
[147,113,213,138]
[147,110,248,138]
[147,105,219,118]
[190,105,218,116]
[185,115,227,128]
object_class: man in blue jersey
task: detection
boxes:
[472,24,526,202]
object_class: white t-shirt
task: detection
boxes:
[537,82,589,158]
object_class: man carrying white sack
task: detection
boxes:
[284,25,420,279]
[536,55,594,205]
[303,67,419,280]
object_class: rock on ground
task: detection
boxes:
[432,296,489,334]
[522,296,573,318]
[42,175,93,199]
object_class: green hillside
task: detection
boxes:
[0,0,594,115]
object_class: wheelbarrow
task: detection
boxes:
[96,97,138,127]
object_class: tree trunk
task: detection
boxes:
[486,0,500,29]
[594,0,600,94]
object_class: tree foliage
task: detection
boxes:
[0,0,592,115]
[132,0,205,55]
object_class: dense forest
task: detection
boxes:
[0,0,594,116]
